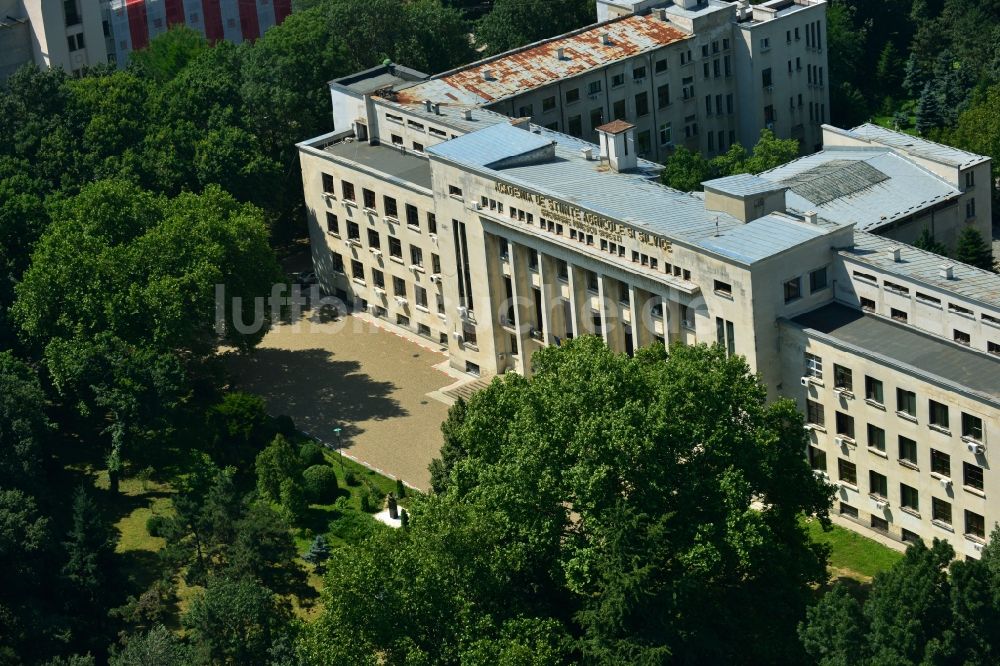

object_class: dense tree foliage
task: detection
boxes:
[476,0,594,56]
[303,339,831,663]
[661,129,799,191]
[801,529,1000,665]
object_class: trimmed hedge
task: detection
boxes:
[303,464,339,504]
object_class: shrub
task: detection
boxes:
[299,442,326,468]
[146,514,169,538]
[395,478,406,498]
[359,492,373,513]
[302,465,338,504]
[274,414,296,436]
[344,468,359,486]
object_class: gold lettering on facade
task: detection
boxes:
[494,180,672,251]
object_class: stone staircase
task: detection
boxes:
[441,375,494,403]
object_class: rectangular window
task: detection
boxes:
[869,471,887,498]
[840,503,858,518]
[351,260,364,280]
[900,483,919,513]
[322,173,335,194]
[372,269,384,289]
[808,445,827,471]
[810,266,828,292]
[838,459,857,486]
[410,245,423,268]
[867,424,886,452]
[714,280,732,296]
[930,449,951,478]
[784,277,801,303]
[966,511,985,539]
[635,92,649,117]
[836,411,855,439]
[342,181,356,202]
[347,221,360,241]
[899,436,917,466]
[448,185,462,198]
[367,228,380,248]
[762,68,772,88]
[330,252,344,273]
[954,329,971,346]
[383,196,398,219]
[588,80,602,95]
[833,365,853,392]
[590,108,604,133]
[542,96,556,112]
[392,276,406,297]
[566,88,580,104]
[890,308,908,322]
[427,213,437,234]
[932,497,952,526]
[611,73,625,87]
[655,58,667,73]
[325,212,339,235]
[633,65,646,80]
[865,376,883,404]
[659,123,672,145]
[804,352,823,380]
[962,413,984,442]
[389,237,402,259]
[415,285,427,308]
[929,400,950,430]
[406,204,419,228]
[871,515,889,532]
[362,188,375,210]
[613,99,626,120]
[896,389,916,417]
[861,297,876,312]
[964,462,984,491]
[568,115,583,137]
[806,399,825,426]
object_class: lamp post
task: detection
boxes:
[332,426,345,474]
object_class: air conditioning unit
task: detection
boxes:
[968,442,985,455]
[812,469,828,479]
[529,327,543,340]
[469,201,482,211]
[973,542,985,553]
[499,315,512,326]
[834,436,849,447]
[344,238,353,247]
[429,233,438,244]
[939,477,952,489]
[452,331,464,342]
[457,305,469,319]
[409,264,421,272]
[395,297,408,307]
[371,249,382,257]
[800,376,814,387]
[373,287,386,296]
[873,498,889,511]
[367,304,377,314]
[429,274,442,284]
[803,424,816,432]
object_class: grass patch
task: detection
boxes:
[803,516,903,581]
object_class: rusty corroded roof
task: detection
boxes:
[398,14,689,106]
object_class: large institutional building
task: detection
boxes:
[0,0,290,79]
[298,0,997,557]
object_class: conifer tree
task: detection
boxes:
[954,227,995,271]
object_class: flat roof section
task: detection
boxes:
[790,302,1000,403]
[847,123,989,170]
[332,64,428,95]
[398,14,689,105]
[323,139,433,191]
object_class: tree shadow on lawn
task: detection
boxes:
[222,348,407,444]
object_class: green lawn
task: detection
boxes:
[803,516,903,581]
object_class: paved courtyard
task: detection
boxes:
[223,308,465,490]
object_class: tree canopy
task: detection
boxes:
[661,129,800,191]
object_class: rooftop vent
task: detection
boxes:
[432,103,441,115]
[804,211,817,225]
[482,69,493,81]
[424,100,432,112]
[463,109,473,120]
[939,264,954,280]
[888,246,902,262]
[600,33,611,46]
[657,8,668,20]
[556,47,565,60]
[581,147,594,161]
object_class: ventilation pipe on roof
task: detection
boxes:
[939,264,955,280]
[482,69,493,81]
[463,109,473,120]
[657,8,669,20]
[556,47,565,60]
[889,246,902,262]
[424,100,432,112]
[433,103,441,115]
[600,33,611,46]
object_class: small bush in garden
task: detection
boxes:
[299,442,326,468]
[303,465,339,504]
[395,478,405,498]
[146,514,168,537]
[344,468,359,486]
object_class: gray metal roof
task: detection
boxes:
[428,122,838,263]
[846,232,1000,308]
[847,123,989,169]
[759,147,960,231]
[696,213,828,263]
[378,98,511,135]
[790,303,1000,404]
[703,173,787,197]
[331,64,429,95]
[323,140,432,190]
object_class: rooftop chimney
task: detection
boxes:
[939,264,955,280]
[600,33,611,46]
[581,147,594,161]
[510,117,531,130]
[463,109,473,120]
[889,246,902,262]
[424,100,432,112]
[595,120,637,173]
[657,8,668,20]
[804,211,818,225]
[482,69,493,81]
[556,47,565,60]
[433,102,441,115]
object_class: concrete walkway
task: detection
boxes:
[223,310,465,490]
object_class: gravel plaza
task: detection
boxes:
[223,305,471,490]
